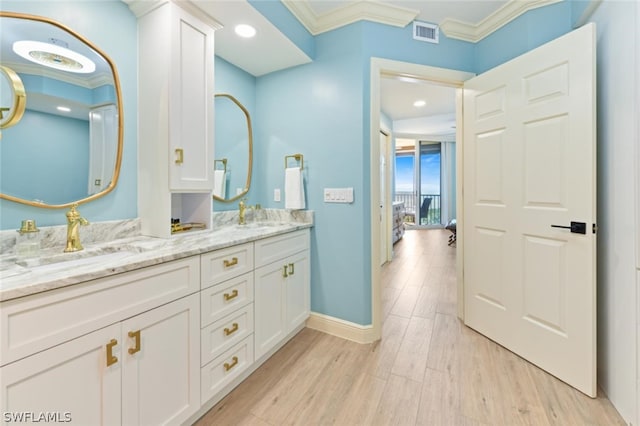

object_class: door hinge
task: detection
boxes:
[592,223,598,234]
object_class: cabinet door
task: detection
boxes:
[0,324,121,425]
[169,3,215,191]
[254,261,286,360]
[121,294,200,426]
[285,250,310,333]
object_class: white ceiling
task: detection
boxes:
[195,0,540,134]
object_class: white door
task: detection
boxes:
[121,294,200,425]
[0,324,121,425]
[285,250,311,331]
[380,131,388,264]
[463,23,596,396]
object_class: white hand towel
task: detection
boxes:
[285,166,305,210]
[213,169,226,198]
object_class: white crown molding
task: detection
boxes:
[575,0,602,27]
[121,0,166,18]
[4,61,112,90]
[440,0,562,43]
[282,0,418,36]
[121,0,223,29]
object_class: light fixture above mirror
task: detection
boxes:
[13,39,96,73]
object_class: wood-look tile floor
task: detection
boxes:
[196,229,626,426]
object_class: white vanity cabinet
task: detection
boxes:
[136,0,218,238]
[254,231,310,360]
[199,243,255,404]
[0,257,201,425]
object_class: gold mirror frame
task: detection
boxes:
[213,93,253,203]
[0,11,123,209]
[0,65,26,131]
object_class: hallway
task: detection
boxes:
[197,229,624,425]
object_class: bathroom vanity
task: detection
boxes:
[0,219,311,425]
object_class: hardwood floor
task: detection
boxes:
[196,229,625,426]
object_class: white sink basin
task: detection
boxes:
[22,250,137,274]
[16,245,137,268]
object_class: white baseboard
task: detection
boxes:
[306,312,376,344]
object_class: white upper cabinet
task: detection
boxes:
[135,1,218,237]
[167,3,215,191]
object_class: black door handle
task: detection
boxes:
[551,221,586,234]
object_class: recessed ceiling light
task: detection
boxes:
[13,40,95,74]
[56,106,71,112]
[235,24,256,38]
[413,100,426,107]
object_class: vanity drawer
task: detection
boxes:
[201,272,254,327]
[201,242,254,289]
[0,256,200,366]
[254,230,309,268]
[201,336,254,405]
[201,303,254,366]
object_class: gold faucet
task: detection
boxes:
[64,204,89,252]
[238,199,247,225]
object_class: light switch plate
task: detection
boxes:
[323,188,354,203]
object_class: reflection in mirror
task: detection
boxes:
[213,93,252,203]
[0,12,123,208]
[0,65,26,131]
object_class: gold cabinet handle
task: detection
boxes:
[288,263,295,276]
[224,289,238,301]
[283,265,288,278]
[175,148,184,164]
[224,356,239,371]
[128,330,141,355]
[224,323,239,336]
[106,339,118,367]
[223,257,238,268]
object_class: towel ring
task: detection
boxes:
[284,153,304,170]
[214,158,227,173]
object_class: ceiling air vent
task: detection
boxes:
[413,21,439,44]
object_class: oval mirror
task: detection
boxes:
[0,12,123,208]
[213,93,252,203]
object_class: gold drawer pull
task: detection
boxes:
[283,265,288,278]
[106,339,118,367]
[288,263,295,276]
[223,257,238,268]
[224,356,239,371]
[224,323,239,336]
[175,148,184,164]
[128,330,141,355]
[224,289,238,301]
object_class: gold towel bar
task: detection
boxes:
[285,153,304,170]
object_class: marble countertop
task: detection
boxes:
[0,221,312,302]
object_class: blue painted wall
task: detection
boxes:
[254,24,370,323]
[474,1,573,73]
[2,111,89,204]
[248,0,315,60]
[0,0,137,229]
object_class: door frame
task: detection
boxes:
[369,58,474,339]
[379,129,393,265]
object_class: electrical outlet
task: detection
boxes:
[274,188,281,202]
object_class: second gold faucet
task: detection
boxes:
[64,204,89,252]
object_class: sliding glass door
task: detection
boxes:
[418,142,441,226]
[395,140,453,227]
